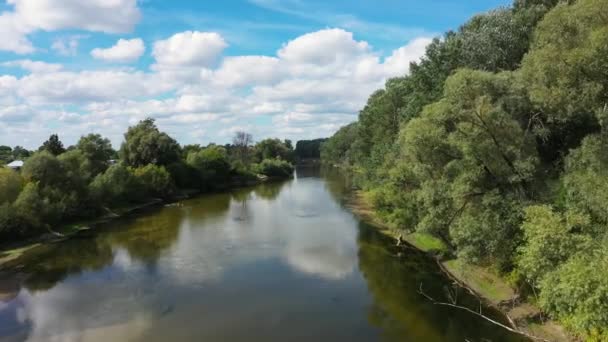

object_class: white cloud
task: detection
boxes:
[16,70,170,104]
[0,0,141,54]
[278,28,369,64]
[2,59,63,73]
[1,28,432,148]
[0,12,34,54]
[152,31,227,68]
[91,38,145,62]
[7,0,141,33]
[211,56,283,87]
[383,37,433,75]
[51,35,88,56]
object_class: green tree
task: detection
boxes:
[131,164,175,199]
[539,246,608,337]
[254,138,294,162]
[39,134,66,156]
[89,164,142,205]
[21,151,66,188]
[0,168,23,204]
[516,205,592,284]
[76,134,115,176]
[119,118,181,167]
[0,146,12,164]
[12,146,31,160]
[186,145,231,189]
[320,123,358,166]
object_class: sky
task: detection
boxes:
[0,0,510,150]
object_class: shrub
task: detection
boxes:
[253,159,294,178]
[89,164,142,206]
[0,168,23,205]
[131,164,175,199]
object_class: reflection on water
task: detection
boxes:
[0,167,527,342]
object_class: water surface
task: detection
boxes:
[0,167,527,341]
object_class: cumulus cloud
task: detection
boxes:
[1,28,432,148]
[91,38,145,62]
[16,70,169,104]
[278,28,370,64]
[7,0,141,33]
[2,60,63,73]
[153,31,228,68]
[0,0,141,54]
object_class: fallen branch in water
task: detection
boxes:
[418,284,549,342]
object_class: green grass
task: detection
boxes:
[442,259,515,304]
[404,232,448,253]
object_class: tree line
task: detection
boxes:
[0,119,295,244]
[321,0,608,339]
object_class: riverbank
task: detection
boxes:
[347,191,572,342]
[0,174,289,265]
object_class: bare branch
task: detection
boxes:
[418,284,550,342]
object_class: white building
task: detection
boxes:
[6,160,24,170]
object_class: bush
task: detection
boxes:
[89,164,142,206]
[166,161,201,189]
[131,164,175,199]
[253,159,294,178]
[186,145,231,189]
[539,246,608,337]
[0,168,23,205]
[0,203,39,241]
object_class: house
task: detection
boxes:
[6,160,24,171]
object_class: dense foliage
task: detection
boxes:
[295,139,327,160]
[0,120,295,244]
[321,0,608,338]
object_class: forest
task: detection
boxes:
[0,119,294,244]
[321,0,608,339]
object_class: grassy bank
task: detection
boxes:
[348,191,572,342]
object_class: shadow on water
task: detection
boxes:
[356,222,528,342]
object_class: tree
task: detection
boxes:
[39,134,66,156]
[232,131,253,167]
[12,146,31,160]
[0,146,12,164]
[21,151,66,188]
[320,123,358,166]
[76,134,115,176]
[13,182,56,230]
[89,164,142,205]
[131,164,175,199]
[0,168,23,204]
[254,138,294,162]
[119,118,181,167]
[539,246,608,337]
[294,139,327,160]
[516,205,592,284]
[186,145,231,189]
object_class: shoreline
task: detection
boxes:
[347,190,572,342]
[0,175,290,265]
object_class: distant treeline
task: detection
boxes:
[0,119,294,244]
[321,0,608,339]
[294,139,327,160]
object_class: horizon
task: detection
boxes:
[0,0,509,150]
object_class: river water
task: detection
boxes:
[0,167,527,342]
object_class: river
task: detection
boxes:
[0,167,527,342]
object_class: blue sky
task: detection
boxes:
[0,0,510,149]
